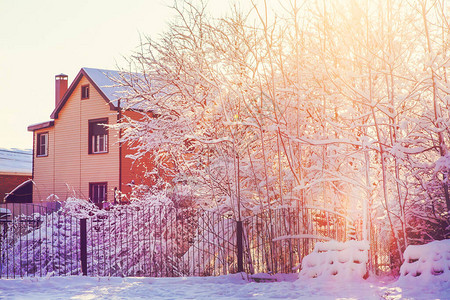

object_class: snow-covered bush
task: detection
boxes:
[399,239,450,282]
[84,195,197,277]
[62,197,101,218]
[1,208,80,277]
[85,193,237,277]
[299,240,369,280]
[1,195,237,277]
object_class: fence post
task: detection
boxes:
[236,220,244,273]
[80,218,87,276]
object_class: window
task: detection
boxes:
[37,132,48,157]
[81,85,89,99]
[89,119,108,154]
[90,182,107,208]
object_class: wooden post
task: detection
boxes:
[80,218,87,276]
[236,220,244,273]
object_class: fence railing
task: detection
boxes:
[82,205,237,277]
[0,203,80,278]
[0,202,238,278]
[242,206,349,274]
[1,201,385,278]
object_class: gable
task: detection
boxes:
[51,68,122,119]
[56,76,110,120]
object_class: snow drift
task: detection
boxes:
[399,239,450,282]
[299,240,369,280]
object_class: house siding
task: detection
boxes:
[79,76,120,203]
[33,128,55,201]
[32,75,119,203]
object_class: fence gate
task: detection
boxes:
[241,206,350,274]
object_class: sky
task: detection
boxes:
[0,0,274,150]
[0,0,171,149]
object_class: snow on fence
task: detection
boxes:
[1,200,358,278]
[299,240,369,280]
[0,199,238,278]
[399,239,450,282]
[0,204,80,278]
[84,202,237,277]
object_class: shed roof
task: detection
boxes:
[0,148,32,175]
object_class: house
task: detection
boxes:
[0,148,32,202]
[27,68,157,207]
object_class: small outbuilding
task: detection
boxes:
[4,179,33,203]
[0,148,32,203]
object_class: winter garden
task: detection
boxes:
[1,0,450,298]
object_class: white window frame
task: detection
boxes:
[89,118,108,154]
[91,134,108,154]
[81,84,90,99]
[37,132,48,157]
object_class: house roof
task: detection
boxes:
[0,148,32,175]
[82,68,125,104]
[3,178,33,202]
[27,120,54,132]
[50,67,128,119]
[82,68,148,110]
[28,67,149,131]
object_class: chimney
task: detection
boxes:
[55,73,68,107]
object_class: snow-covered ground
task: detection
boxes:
[0,274,448,299]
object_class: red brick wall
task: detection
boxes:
[120,110,157,200]
[120,141,155,197]
[0,174,31,201]
[119,110,175,201]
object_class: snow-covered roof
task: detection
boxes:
[82,68,125,104]
[0,148,32,175]
[51,67,148,119]
[28,120,54,132]
[84,67,154,111]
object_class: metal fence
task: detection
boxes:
[1,202,385,278]
[0,202,238,278]
[0,203,80,278]
[369,221,393,275]
[82,205,237,277]
[242,206,349,274]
